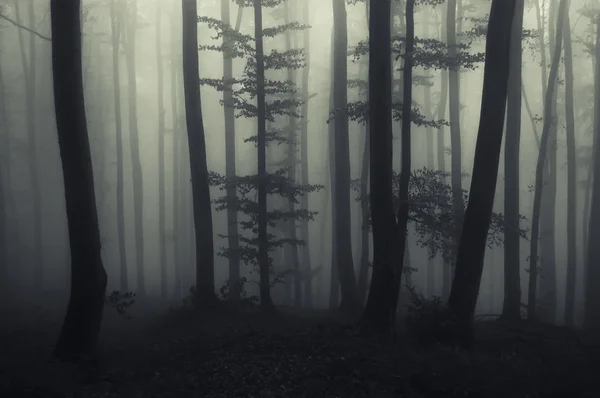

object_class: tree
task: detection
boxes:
[253,0,273,311]
[121,0,146,296]
[502,0,524,321]
[361,0,396,334]
[527,0,568,322]
[563,4,577,327]
[109,0,128,294]
[332,0,358,313]
[585,13,600,330]
[447,0,516,342]
[15,0,43,292]
[51,0,108,360]
[182,0,217,306]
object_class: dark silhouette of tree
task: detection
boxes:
[502,0,524,321]
[51,0,107,360]
[182,0,216,306]
[447,0,516,343]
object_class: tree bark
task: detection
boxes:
[122,0,146,296]
[332,0,358,314]
[502,0,524,321]
[110,0,127,293]
[563,7,577,327]
[584,14,600,331]
[252,0,274,311]
[51,0,107,360]
[221,0,242,302]
[361,0,397,334]
[527,0,568,322]
[15,0,43,292]
[447,0,516,342]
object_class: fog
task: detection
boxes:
[0,0,597,325]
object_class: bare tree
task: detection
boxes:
[51,0,107,360]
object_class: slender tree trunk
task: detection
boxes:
[15,0,43,292]
[170,6,182,301]
[221,0,242,302]
[528,0,568,322]
[328,30,339,310]
[156,3,168,300]
[584,14,600,331]
[357,117,370,305]
[182,0,216,307]
[253,0,274,311]
[447,0,516,342]
[563,8,577,327]
[332,0,358,313]
[502,0,524,321]
[122,0,146,296]
[436,5,451,301]
[110,0,127,293]
[51,0,108,360]
[300,0,313,309]
[361,0,397,334]
[447,0,465,276]
[390,0,414,318]
[538,0,559,324]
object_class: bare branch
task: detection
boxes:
[0,12,51,41]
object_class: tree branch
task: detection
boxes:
[0,13,51,41]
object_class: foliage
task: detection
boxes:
[104,290,136,319]
[351,168,529,261]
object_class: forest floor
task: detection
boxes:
[1,296,599,398]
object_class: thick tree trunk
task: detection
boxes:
[122,0,146,296]
[584,14,600,331]
[447,0,516,343]
[221,0,242,302]
[253,0,274,311]
[361,0,397,334]
[527,0,568,322]
[447,0,465,275]
[182,0,216,306]
[332,0,358,314]
[502,0,524,321]
[15,0,43,292]
[110,0,127,293]
[300,0,313,310]
[51,0,108,360]
[563,9,577,327]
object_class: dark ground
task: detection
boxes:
[1,296,599,398]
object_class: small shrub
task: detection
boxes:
[104,290,136,319]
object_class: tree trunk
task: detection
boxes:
[182,0,216,307]
[300,0,313,310]
[15,0,43,292]
[361,0,397,334]
[435,5,451,301]
[252,0,274,311]
[328,30,339,310]
[584,14,600,331]
[221,0,242,302]
[390,0,414,318]
[156,1,168,300]
[357,117,370,305]
[447,0,516,342]
[51,0,108,360]
[170,6,182,301]
[110,0,127,294]
[332,0,358,314]
[527,0,568,322]
[502,0,524,321]
[122,0,146,296]
[447,0,465,275]
[563,8,577,327]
